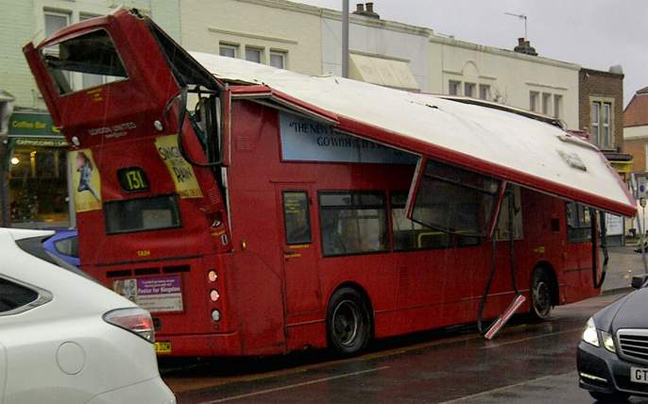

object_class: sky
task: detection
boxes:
[296,0,647,107]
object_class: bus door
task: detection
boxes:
[277,185,321,317]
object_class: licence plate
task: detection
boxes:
[631,367,648,384]
[155,341,172,354]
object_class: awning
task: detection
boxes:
[349,53,419,91]
[193,52,636,217]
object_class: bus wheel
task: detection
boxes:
[327,287,371,355]
[530,268,553,320]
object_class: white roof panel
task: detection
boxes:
[192,52,635,216]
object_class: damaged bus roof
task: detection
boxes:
[191,52,635,217]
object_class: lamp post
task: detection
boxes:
[342,0,349,78]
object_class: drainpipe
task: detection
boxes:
[342,0,349,78]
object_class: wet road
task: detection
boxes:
[162,293,648,403]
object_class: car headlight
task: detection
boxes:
[601,331,616,353]
[582,317,599,347]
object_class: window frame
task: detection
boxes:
[529,91,539,112]
[479,84,491,101]
[282,190,312,245]
[318,190,389,257]
[566,202,592,243]
[219,43,238,58]
[245,46,263,64]
[553,94,563,119]
[390,191,451,252]
[590,98,614,150]
[104,194,182,235]
[269,50,287,69]
[0,275,53,316]
[449,80,461,96]
[464,82,476,98]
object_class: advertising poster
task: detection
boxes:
[155,134,203,199]
[70,149,102,212]
[113,275,183,313]
[279,112,417,164]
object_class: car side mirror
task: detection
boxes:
[631,274,648,289]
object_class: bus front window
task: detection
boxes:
[105,195,181,235]
[42,29,128,95]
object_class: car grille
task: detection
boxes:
[618,329,648,363]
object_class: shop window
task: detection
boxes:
[319,191,388,257]
[9,143,69,227]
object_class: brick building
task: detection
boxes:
[578,67,631,176]
[624,86,648,175]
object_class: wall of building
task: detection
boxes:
[428,37,580,129]
[0,0,36,109]
[624,137,647,173]
[181,0,322,76]
[578,69,624,152]
[320,11,430,91]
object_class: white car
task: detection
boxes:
[0,228,176,404]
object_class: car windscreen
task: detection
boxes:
[16,236,94,281]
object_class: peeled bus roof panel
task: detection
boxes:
[191,52,635,217]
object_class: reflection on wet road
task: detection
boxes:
[162,292,648,403]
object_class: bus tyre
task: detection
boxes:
[327,287,371,355]
[530,268,553,320]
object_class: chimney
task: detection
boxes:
[513,38,538,56]
[352,2,379,19]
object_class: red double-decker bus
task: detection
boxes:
[24,9,635,357]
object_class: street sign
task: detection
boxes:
[639,177,648,199]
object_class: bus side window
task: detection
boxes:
[495,186,524,241]
[319,192,388,257]
[566,202,591,242]
[282,191,312,245]
[390,192,450,251]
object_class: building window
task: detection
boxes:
[591,100,613,149]
[245,47,263,63]
[449,80,461,96]
[319,191,388,257]
[529,91,539,112]
[464,82,476,98]
[269,51,286,69]
[553,95,563,119]
[44,11,69,37]
[479,84,490,101]
[219,44,238,58]
[542,93,551,115]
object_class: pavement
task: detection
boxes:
[602,245,648,293]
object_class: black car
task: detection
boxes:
[578,274,648,402]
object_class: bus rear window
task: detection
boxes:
[42,29,128,95]
[105,195,181,235]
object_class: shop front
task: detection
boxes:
[5,110,70,229]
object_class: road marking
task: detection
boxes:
[199,366,390,403]
[439,372,569,403]
[480,327,582,349]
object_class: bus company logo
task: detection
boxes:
[88,122,137,138]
